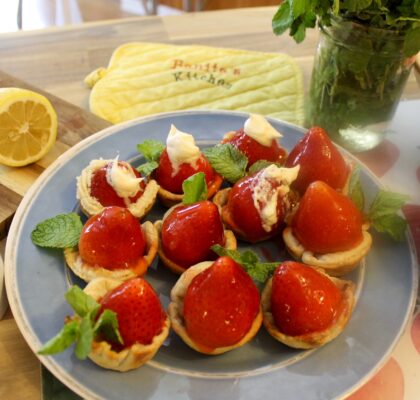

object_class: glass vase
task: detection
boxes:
[306,17,415,152]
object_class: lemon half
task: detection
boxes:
[0,88,58,167]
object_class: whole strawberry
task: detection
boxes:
[270,261,343,336]
[161,200,225,267]
[291,181,364,253]
[99,277,166,347]
[182,256,261,351]
[78,206,146,269]
[285,126,349,194]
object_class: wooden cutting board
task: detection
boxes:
[0,71,112,240]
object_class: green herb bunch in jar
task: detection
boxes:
[273,1,420,152]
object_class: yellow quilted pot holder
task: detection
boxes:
[86,42,304,125]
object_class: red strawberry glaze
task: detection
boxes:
[285,126,349,194]
[90,162,145,207]
[271,261,343,336]
[98,277,166,347]
[291,181,364,253]
[222,169,294,242]
[183,257,260,350]
[154,149,216,194]
[78,207,146,270]
[161,201,225,267]
[222,128,287,167]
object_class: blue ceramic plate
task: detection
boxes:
[5,111,418,400]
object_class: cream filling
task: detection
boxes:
[166,124,200,176]
[106,157,144,202]
[252,165,300,232]
[244,114,282,147]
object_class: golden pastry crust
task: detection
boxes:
[282,225,372,276]
[84,277,170,372]
[261,272,355,349]
[157,173,223,208]
[76,159,159,218]
[64,221,158,282]
[168,261,263,355]
[154,204,237,274]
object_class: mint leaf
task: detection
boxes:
[371,214,408,241]
[94,309,123,345]
[75,316,94,360]
[348,166,365,212]
[136,161,158,177]
[272,1,293,36]
[65,286,100,319]
[404,27,420,56]
[203,144,247,184]
[38,320,79,355]
[368,191,410,220]
[137,140,164,162]
[211,245,279,283]
[367,190,409,241]
[246,261,280,283]
[182,172,208,205]
[293,0,311,19]
[31,213,82,248]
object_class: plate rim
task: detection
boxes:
[5,109,418,400]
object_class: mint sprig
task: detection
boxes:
[349,170,409,241]
[38,286,122,359]
[211,245,279,283]
[182,172,208,205]
[136,139,165,177]
[203,143,248,184]
[31,213,83,248]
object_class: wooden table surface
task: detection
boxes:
[0,7,419,400]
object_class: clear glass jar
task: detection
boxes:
[306,17,415,152]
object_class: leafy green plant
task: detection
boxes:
[273,0,420,57]
[273,1,420,150]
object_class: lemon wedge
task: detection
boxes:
[0,88,58,167]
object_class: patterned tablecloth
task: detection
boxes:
[345,99,420,400]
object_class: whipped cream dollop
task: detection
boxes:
[166,124,201,175]
[106,157,143,199]
[252,164,300,232]
[244,114,282,147]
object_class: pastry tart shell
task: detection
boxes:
[282,225,372,276]
[84,277,170,371]
[168,261,263,355]
[76,159,159,218]
[64,221,158,282]
[261,272,355,349]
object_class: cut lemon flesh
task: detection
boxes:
[0,88,58,167]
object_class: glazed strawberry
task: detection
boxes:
[270,261,343,336]
[221,165,299,242]
[90,161,145,207]
[291,181,363,253]
[161,201,225,267]
[183,256,260,349]
[98,277,166,347]
[222,128,286,167]
[285,126,349,194]
[78,206,146,269]
[154,149,215,194]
